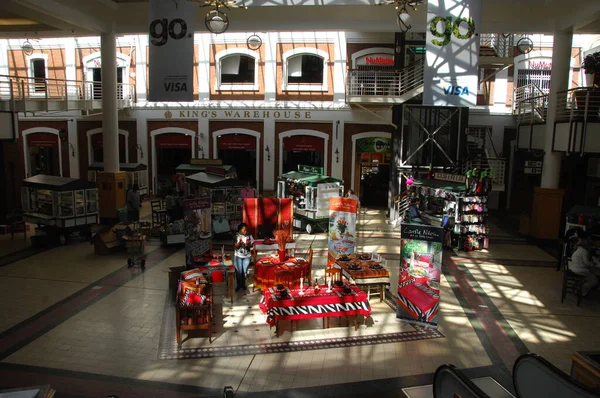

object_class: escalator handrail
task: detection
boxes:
[433,364,492,398]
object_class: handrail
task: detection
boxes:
[480,33,515,58]
[0,74,135,111]
[346,58,425,100]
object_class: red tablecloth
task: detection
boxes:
[254,256,309,291]
[335,259,390,285]
[397,269,440,323]
[259,284,371,327]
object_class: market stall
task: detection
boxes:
[185,171,245,236]
[87,163,148,196]
[334,252,390,302]
[175,164,237,196]
[21,174,98,245]
[277,165,344,234]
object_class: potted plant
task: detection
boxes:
[582,51,600,87]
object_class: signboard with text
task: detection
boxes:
[434,172,466,183]
[148,0,195,102]
[328,197,358,266]
[423,0,481,106]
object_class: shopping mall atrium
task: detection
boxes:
[0,0,600,397]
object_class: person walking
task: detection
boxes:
[233,223,254,291]
[126,184,141,222]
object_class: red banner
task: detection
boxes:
[156,133,192,149]
[217,134,256,150]
[91,133,125,149]
[27,133,58,148]
[283,135,324,152]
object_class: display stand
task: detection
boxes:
[412,176,490,251]
[87,162,148,196]
[277,165,344,234]
[182,197,212,268]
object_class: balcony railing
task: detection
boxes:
[555,87,600,123]
[0,74,134,112]
[346,58,424,103]
[480,33,515,58]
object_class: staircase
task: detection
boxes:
[346,58,424,104]
[463,126,506,191]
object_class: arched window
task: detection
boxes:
[282,48,329,92]
[215,49,259,91]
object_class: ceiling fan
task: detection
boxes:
[188,0,247,10]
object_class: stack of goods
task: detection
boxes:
[176,268,214,345]
[457,195,489,251]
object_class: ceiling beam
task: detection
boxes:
[9,0,109,33]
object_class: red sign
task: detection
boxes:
[182,198,211,210]
[283,135,324,152]
[91,133,125,149]
[27,132,58,147]
[217,134,256,150]
[365,56,394,65]
[156,133,192,149]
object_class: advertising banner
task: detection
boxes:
[356,137,392,153]
[423,0,481,106]
[397,223,444,327]
[327,197,358,265]
[148,0,195,102]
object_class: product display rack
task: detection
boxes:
[456,194,489,251]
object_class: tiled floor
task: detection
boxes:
[0,208,597,397]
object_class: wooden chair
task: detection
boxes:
[151,200,167,228]
[176,283,213,348]
[275,269,295,289]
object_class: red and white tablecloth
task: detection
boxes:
[259,285,371,327]
[253,256,309,291]
[334,259,390,285]
[397,269,440,323]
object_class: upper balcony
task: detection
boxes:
[0,75,134,114]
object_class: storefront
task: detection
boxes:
[282,135,325,174]
[154,132,193,196]
[353,135,392,208]
[24,131,61,177]
[216,133,257,184]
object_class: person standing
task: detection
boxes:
[240,180,258,199]
[233,223,254,291]
[126,184,141,222]
[165,189,177,222]
[569,232,599,297]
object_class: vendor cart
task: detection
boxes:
[87,162,148,196]
[21,174,99,245]
[185,171,245,237]
[277,165,344,234]
[123,232,146,269]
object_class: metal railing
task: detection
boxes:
[461,157,506,187]
[555,87,600,123]
[480,33,515,58]
[515,83,549,124]
[0,74,134,112]
[346,58,424,101]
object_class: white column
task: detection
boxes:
[333,32,347,102]
[135,35,147,102]
[0,39,9,75]
[198,117,209,158]
[65,38,76,97]
[263,118,276,190]
[198,34,210,101]
[331,120,343,180]
[67,118,79,178]
[540,30,573,189]
[101,31,119,173]
[264,33,277,101]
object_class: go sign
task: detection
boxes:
[149,18,188,46]
[429,16,476,46]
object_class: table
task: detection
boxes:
[253,255,310,291]
[334,255,390,302]
[397,263,441,323]
[191,253,235,303]
[259,284,371,336]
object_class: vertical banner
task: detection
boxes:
[397,223,444,327]
[423,0,481,106]
[182,197,211,267]
[327,197,358,265]
[148,0,195,102]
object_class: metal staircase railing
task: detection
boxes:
[464,126,505,189]
[479,33,515,58]
[0,74,134,113]
[346,58,424,102]
[514,83,549,124]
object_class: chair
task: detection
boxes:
[432,364,491,398]
[274,269,294,289]
[513,353,599,398]
[176,283,214,347]
[151,200,167,228]
[324,267,342,283]
[561,254,586,306]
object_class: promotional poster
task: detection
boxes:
[327,197,358,266]
[397,223,444,327]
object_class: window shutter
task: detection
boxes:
[287,55,303,78]
[221,55,241,75]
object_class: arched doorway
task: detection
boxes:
[279,130,328,176]
[22,128,63,177]
[87,129,129,164]
[151,128,195,196]
[352,133,392,208]
[214,131,259,186]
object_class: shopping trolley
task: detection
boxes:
[123,234,147,269]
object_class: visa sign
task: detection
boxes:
[443,85,469,96]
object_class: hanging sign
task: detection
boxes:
[217,134,256,150]
[182,197,211,211]
[27,133,58,147]
[356,137,391,153]
[148,0,195,102]
[283,135,324,152]
[423,0,481,106]
[397,223,444,327]
[327,197,358,266]
[298,165,324,174]
[155,133,192,148]
[434,172,466,183]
